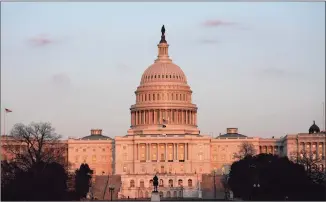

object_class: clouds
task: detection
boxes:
[28,34,56,47]
[202,19,237,27]
[28,34,71,47]
[199,39,218,44]
[51,73,71,88]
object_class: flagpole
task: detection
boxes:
[323,102,325,132]
[3,108,6,136]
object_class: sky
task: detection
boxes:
[1,2,325,139]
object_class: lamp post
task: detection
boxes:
[109,184,115,201]
[103,172,110,200]
[213,170,216,199]
[252,183,260,201]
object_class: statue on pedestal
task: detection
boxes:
[153,175,159,192]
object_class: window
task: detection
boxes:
[123,165,127,172]
[159,179,164,187]
[169,179,173,187]
[102,148,105,152]
[75,156,79,162]
[188,179,193,187]
[75,149,79,152]
[83,149,86,152]
[130,180,135,188]
[93,148,96,152]
[140,180,145,188]
[178,179,183,186]
[149,179,153,187]
[161,153,165,161]
[169,166,172,173]
[92,155,96,162]
[161,165,164,173]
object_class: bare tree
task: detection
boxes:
[233,142,257,160]
[290,149,325,184]
[3,122,66,170]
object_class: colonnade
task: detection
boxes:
[259,145,283,155]
[298,142,325,158]
[131,109,197,126]
[134,143,190,162]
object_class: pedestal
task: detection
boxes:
[198,190,202,199]
[151,191,160,202]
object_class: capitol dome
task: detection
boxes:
[140,62,187,85]
[127,25,200,136]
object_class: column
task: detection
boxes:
[157,144,159,162]
[154,110,157,125]
[149,143,151,161]
[135,111,138,125]
[189,111,192,125]
[137,144,139,160]
[165,143,167,161]
[176,143,178,160]
[194,112,197,125]
[145,143,148,160]
[193,112,195,125]
[186,143,189,160]
[185,143,187,160]
[181,110,184,124]
[174,144,176,160]
[186,110,188,124]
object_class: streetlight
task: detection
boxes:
[109,184,115,201]
[252,183,260,200]
[213,170,217,199]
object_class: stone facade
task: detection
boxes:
[67,129,114,175]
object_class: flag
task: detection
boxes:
[5,108,12,113]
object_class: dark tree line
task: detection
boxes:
[1,122,93,201]
[228,143,326,201]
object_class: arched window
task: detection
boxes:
[139,191,143,198]
[178,179,183,186]
[173,191,177,198]
[169,179,173,187]
[145,191,149,198]
[188,179,193,187]
[130,180,135,188]
[159,179,164,187]
[167,191,171,198]
[159,191,163,198]
[149,179,153,187]
[140,180,145,188]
